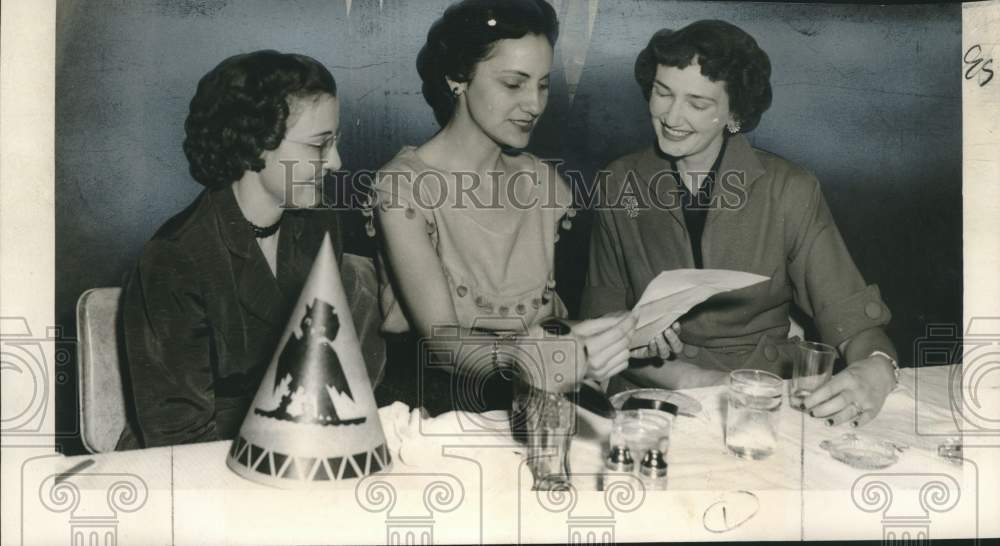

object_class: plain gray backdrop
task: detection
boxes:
[55,0,961,452]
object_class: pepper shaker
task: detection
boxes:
[602,423,635,491]
[638,438,669,491]
[602,444,635,491]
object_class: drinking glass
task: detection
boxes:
[725,369,783,460]
[789,341,837,410]
[608,390,678,461]
[511,373,575,490]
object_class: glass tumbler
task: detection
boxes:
[511,375,575,490]
[725,369,783,460]
[789,341,837,410]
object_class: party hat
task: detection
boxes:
[227,232,390,487]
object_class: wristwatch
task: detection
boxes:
[869,350,900,389]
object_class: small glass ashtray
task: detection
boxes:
[609,388,702,417]
[820,433,906,470]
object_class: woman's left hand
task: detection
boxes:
[572,312,637,383]
[803,355,896,427]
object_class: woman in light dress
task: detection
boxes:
[372,0,634,414]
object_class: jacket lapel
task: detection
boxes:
[633,146,695,268]
[705,134,765,229]
[635,146,686,231]
[276,211,307,301]
[277,209,344,301]
[213,186,287,327]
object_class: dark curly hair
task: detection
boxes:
[183,50,337,189]
[416,0,559,127]
[634,20,772,133]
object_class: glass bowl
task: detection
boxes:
[608,388,702,417]
[820,433,904,469]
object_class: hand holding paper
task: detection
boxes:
[629,269,770,350]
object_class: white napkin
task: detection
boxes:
[379,403,517,468]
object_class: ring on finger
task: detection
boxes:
[849,401,866,417]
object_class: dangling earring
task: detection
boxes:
[726,120,741,134]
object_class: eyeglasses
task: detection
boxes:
[284,131,341,154]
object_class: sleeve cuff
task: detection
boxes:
[815,284,892,348]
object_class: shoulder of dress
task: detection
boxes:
[571,149,648,214]
[596,146,655,190]
[135,230,199,278]
[612,146,653,168]
[751,148,819,185]
[742,147,820,200]
[376,152,420,181]
[149,190,214,245]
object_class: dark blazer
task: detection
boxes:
[118,185,382,449]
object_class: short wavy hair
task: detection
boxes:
[416,0,559,127]
[183,50,337,189]
[634,20,772,132]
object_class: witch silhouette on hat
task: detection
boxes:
[228,233,389,487]
[255,297,366,426]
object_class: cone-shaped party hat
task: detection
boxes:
[227,232,390,487]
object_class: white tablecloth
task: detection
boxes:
[15,365,980,545]
[59,365,966,491]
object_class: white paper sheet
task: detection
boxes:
[629,269,769,349]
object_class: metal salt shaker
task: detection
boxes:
[602,444,635,491]
[639,438,669,491]
[606,444,634,472]
[602,423,635,491]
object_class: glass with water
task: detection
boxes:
[789,341,836,410]
[725,369,783,460]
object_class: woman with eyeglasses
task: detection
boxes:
[120,50,383,448]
